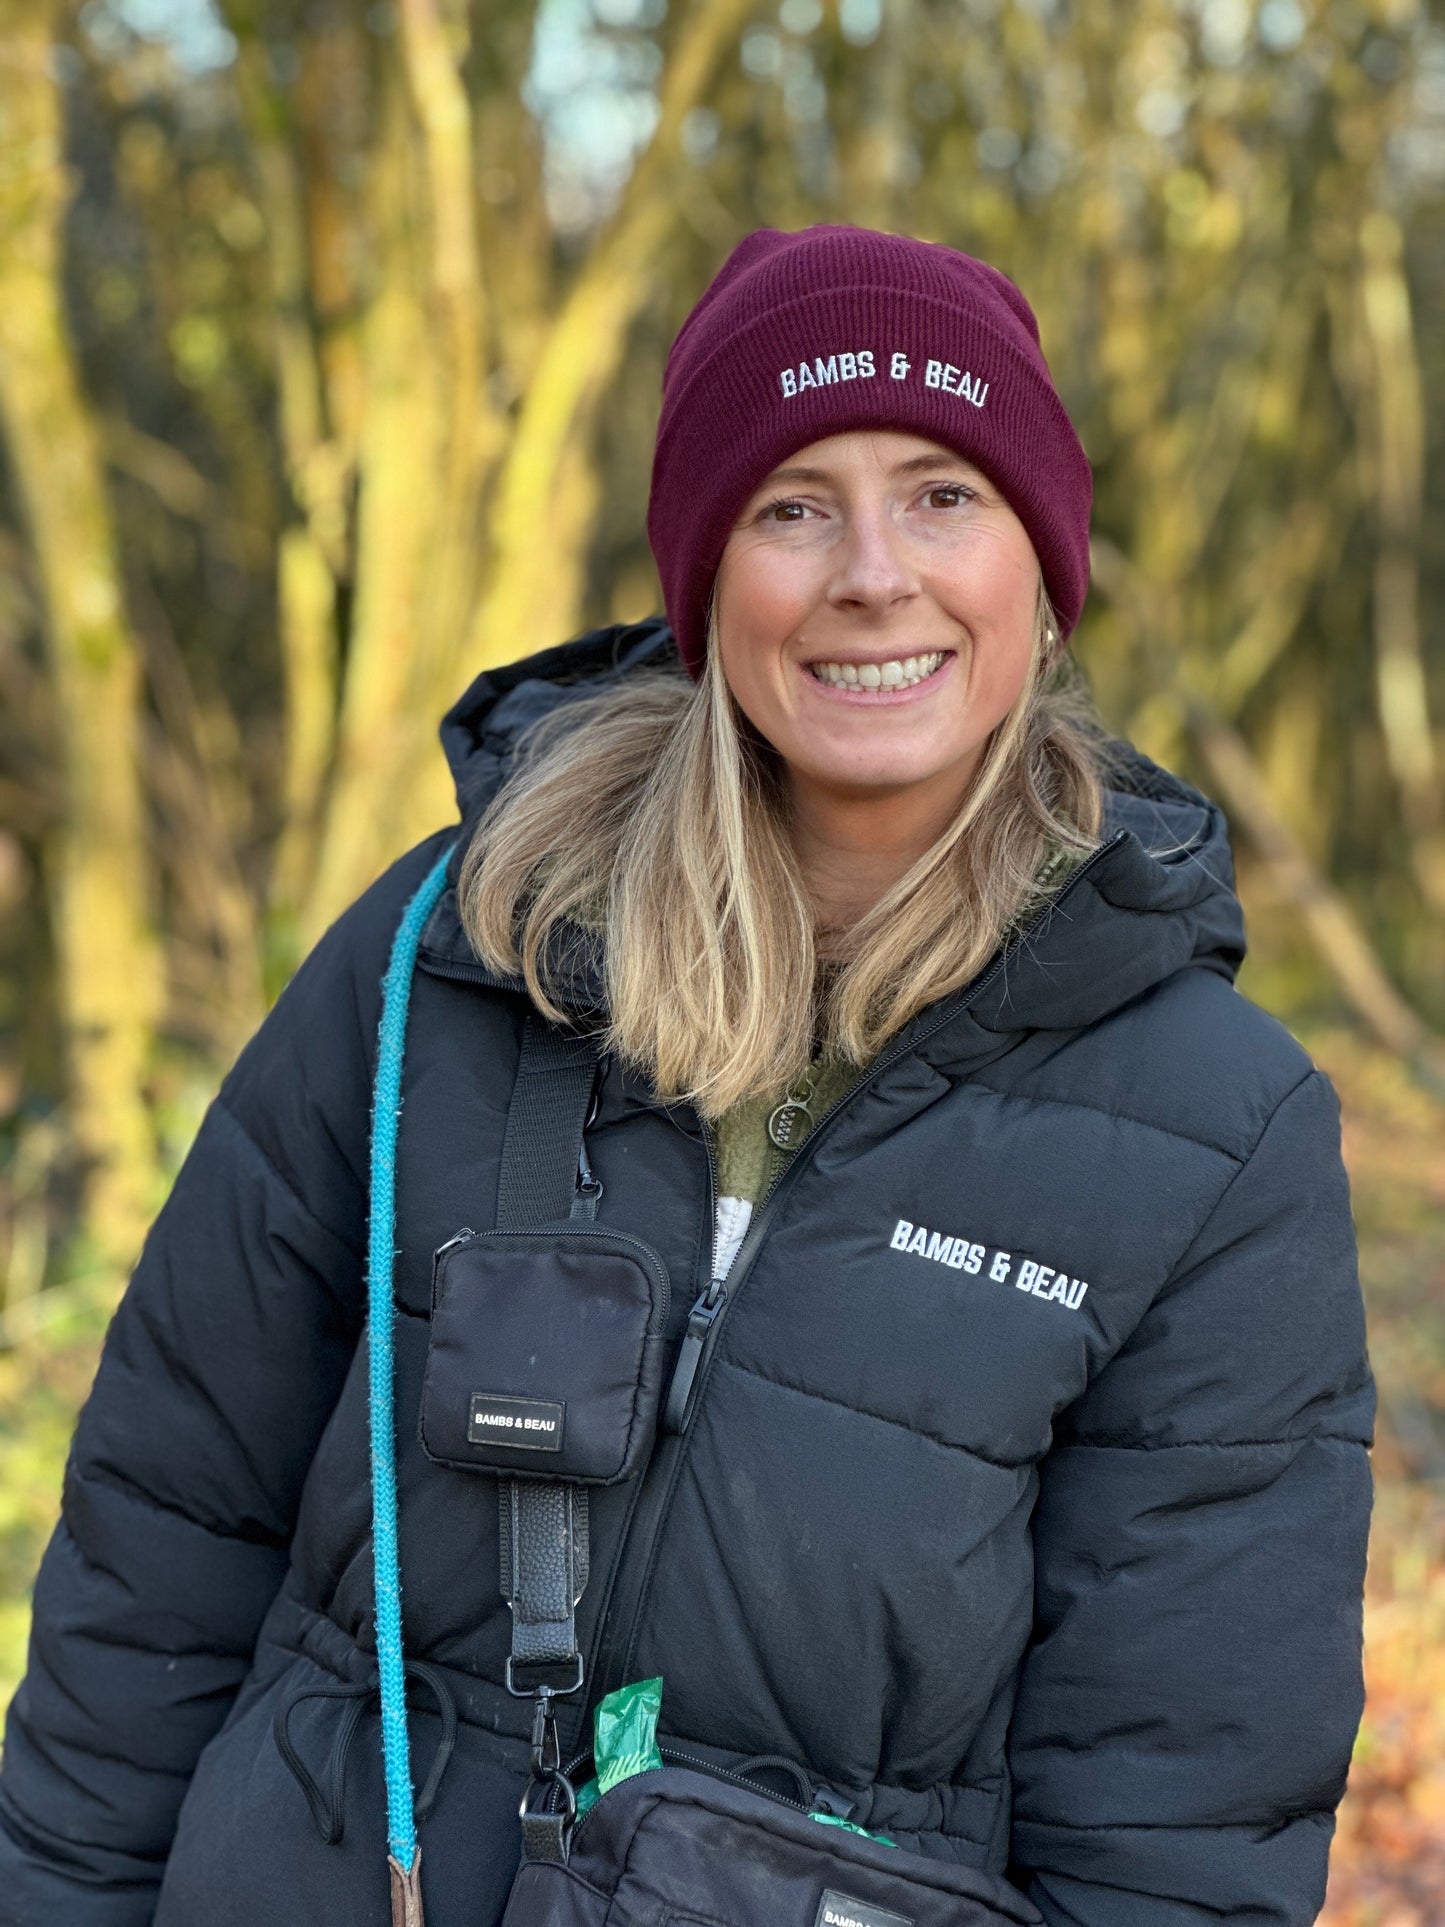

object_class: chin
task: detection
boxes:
[804,753,955,793]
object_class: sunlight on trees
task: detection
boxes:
[0,4,1442,1908]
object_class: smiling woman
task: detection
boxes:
[0,224,1373,1927]
[458,229,1115,1120]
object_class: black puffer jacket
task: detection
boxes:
[0,619,1374,1926]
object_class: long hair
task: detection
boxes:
[459,582,1119,1118]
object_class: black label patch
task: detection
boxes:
[467,1395,565,1451]
[814,1892,913,1927]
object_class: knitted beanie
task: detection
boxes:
[646,224,1092,681]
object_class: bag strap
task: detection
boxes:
[495,1014,605,1228]
[494,1010,604,1862]
[495,1007,602,1696]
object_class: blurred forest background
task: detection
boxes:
[0,0,1443,1915]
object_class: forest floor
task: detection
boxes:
[1306,1026,1445,1926]
[0,1022,1440,1916]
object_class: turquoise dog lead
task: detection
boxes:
[368,843,456,1924]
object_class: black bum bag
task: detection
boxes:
[502,1764,1045,1927]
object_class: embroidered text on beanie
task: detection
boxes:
[646,224,1093,681]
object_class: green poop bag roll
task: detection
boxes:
[575,1676,665,1817]
[594,1675,665,1794]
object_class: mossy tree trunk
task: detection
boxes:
[0,1,161,1262]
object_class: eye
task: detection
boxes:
[922,483,975,509]
[760,495,812,522]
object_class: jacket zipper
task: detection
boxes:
[658,1111,720,1434]
[580,829,1127,1722]
[577,1082,717,1743]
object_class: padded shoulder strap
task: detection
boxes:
[496,1015,603,1229]
[494,1010,605,1864]
[496,1011,603,1701]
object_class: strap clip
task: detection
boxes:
[528,1685,563,1778]
[504,1651,585,1702]
[518,1679,580,1863]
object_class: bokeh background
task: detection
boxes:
[1,0,1443,1915]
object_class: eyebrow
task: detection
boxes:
[761,452,975,485]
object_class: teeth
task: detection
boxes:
[808,651,945,691]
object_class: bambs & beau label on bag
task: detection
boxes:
[816,1890,915,1927]
[467,1395,566,1451]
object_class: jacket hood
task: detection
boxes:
[421,617,1246,1053]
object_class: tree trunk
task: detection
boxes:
[0,6,161,1262]
[1357,211,1445,918]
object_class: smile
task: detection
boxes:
[804,650,953,695]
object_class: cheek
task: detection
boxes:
[721,652,800,761]
[720,551,809,647]
[716,553,812,718]
[965,631,1034,723]
[944,551,1039,717]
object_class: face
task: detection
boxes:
[713,429,1044,818]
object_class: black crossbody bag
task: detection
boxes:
[371,850,1044,1927]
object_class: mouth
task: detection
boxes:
[801,648,955,697]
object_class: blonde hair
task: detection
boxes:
[459,580,1115,1118]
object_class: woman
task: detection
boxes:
[0,226,1373,1927]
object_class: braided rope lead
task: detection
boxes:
[367,842,456,1895]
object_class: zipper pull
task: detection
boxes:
[430,1226,476,1298]
[662,1279,726,1433]
[767,1061,818,1151]
[570,1052,610,1221]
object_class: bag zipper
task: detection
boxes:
[432,1223,671,1334]
[560,1738,815,1839]
[579,830,1128,1727]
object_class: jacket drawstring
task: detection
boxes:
[274,1658,460,1847]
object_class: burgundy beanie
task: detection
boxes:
[646,224,1092,681]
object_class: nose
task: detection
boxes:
[825,500,919,616]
